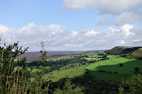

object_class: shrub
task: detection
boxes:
[134,67,140,74]
[120,64,123,67]
[98,70,106,72]
[0,42,29,94]
[114,71,118,74]
[107,71,112,73]
[85,69,90,74]
[0,42,51,94]
[119,74,142,94]
[53,80,83,94]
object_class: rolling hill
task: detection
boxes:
[106,46,142,55]
[131,48,142,59]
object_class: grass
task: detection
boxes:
[47,56,74,61]
[87,56,142,82]
[43,52,105,82]
[43,55,142,82]
[43,65,87,82]
[87,56,130,72]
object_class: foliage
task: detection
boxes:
[29,51,108,72]
[0,42,29,94]
[54,80,83,94]
[0,42,50,94]
[0,41,85,94]
[119,74,142,94]
[39,41,48,66]
[2,42,142,94]
[120,64,123,67]
[134,67,140,74]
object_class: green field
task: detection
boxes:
[44,65,87,82]
[87,56,142,82]
[45,55,142,82]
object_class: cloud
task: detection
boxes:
[0,23,141,51]
[63,0,142,27]
[97,9,142,27]
[114,10,142,25]
[63,0,142,14]
[71,31,78,36]
[98,15,111,25]
[63,0,142,30]
[120,40,125,44]
[84,29,98,37]
[120,24,134,36]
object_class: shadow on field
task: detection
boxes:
[47,59,142,94]
[90,59,142,82]
[49,72,120,94]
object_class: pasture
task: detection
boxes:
[44,55,142,82]
[43,65,87,82]
[87,56,142,82]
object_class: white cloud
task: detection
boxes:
[120,24,134,36]
[63,0,142,14]
[63,0,142,28]
[0,25,10,32]
[84,29,97,37]
[71,31,78,36]
[0,23,142,51]
[120,40,125,44]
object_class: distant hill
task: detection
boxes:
[17,50,106,61]
[131,48,142,59]
[17,51,84,61]
[106,46,142,55]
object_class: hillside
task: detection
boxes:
[17,51,84,61]
[17,50,106,61]
[131,48,142,59]
[106,46,142,55]
[41,55,142,82]
[87,56,142,82]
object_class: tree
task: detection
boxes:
[54,80,83,94]
[120,64,123,67]
[134,67,140,74]
[0,42,29,94]
[119,74,142,94]
[39,41,48,66]
[32,41,50,94]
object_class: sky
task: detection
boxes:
[0,0,142,51]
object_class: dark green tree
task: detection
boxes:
[0,42,29,94]
[119,74,142,94]
[54,80,83,94]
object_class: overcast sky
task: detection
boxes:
[0,0,142,51]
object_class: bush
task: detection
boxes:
[119,74,142,94]
[0,42,29,94]
[54,80,83,94]
[120,64,123,67]
[114,71,118,74]
[134,67,140,74]
[98,70,106,72]
[0,42,51,94]
[85,69,91,74]
[107,71,113,73]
